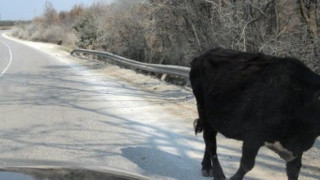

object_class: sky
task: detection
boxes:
[0,0,114,20]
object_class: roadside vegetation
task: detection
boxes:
[0,20,29,30]
[0,21,15,27]
[13,0,320,72]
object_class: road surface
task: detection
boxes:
[0,31,319,180]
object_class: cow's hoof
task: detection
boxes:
[202,169,226,179]
[201,169,213,177]
[230,176,242,180]
[214,175,226,180]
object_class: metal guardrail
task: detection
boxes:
[70,49,191,81]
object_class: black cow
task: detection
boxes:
[190,48,320,180]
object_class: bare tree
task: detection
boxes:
[299,0,318,40]
[43,1,59,26]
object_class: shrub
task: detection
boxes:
[73,12,98,49]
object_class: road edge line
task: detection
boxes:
[0,41,13,78]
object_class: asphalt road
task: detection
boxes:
[0,31,206,180]
[0,31,319,180]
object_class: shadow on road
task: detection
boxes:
[0,63,319,180]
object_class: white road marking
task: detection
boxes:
[0,41,13,78]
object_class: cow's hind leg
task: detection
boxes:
[286,153,302,180]
[190,63,225,179]
[202,128,225,180]
[230,139,262,180]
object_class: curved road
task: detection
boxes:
[0,31,204,180]
[0,31,319,180]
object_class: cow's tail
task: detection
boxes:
[193,118,203,135]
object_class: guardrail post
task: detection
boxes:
[185,79,191,87]
[161,74,167,82]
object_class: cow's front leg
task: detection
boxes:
[286,153,302,180]
[202,128,225,180]
[230,140,262,180]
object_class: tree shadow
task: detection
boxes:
[121,147,196,179]
[0,63,319,180]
